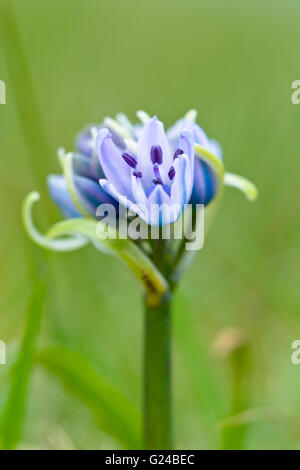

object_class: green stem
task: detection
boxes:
[143,293,172,449]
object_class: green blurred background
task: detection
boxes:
[0,0,300,449]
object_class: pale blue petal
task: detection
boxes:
[74,175,119,217]
[192,123,209,147]
[178,129,195,175]
[131,172,147,206]
[72,152,104,181]
[209,138,223,159]
[47,175,81,218]
[147,185,182,225]
[166,117,185,147]
[171,154,193,206]
[96,128,132,198]
[100,179,146,220]
[190,159,217,206]
[137,116,172,189]
[76,124,97,156]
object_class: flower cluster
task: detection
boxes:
[23,109,257,300]
[47,110,240,226]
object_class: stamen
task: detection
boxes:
[173,148,184,160]
[168,166,175,180]
[122,152,137,168]
[153,165,161,180]
[133,170,142,178]
[152,178,163,185]
[150,145,163,165]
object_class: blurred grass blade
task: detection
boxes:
[174,288,226,447]
[37,344,141,449]
[0,0,52,185]
[0,279,46,449]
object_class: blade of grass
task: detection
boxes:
[36,343,141,449]
[0,0,52,185]
[0,279,46,449]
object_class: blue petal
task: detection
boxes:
[96,129,133,198]
[76,124,98,157]
[177,129,195,175]
[167,117,185,147]
[190,159,217,206]
[209,139,223,159]
[171,154,193,206]
[191,123,209,147]
[72,152,104,181]
[74,175,119,217]
[168,119,209,150]
[137,116,172,189]
[47,175,81,218]
[147,185,182,225]
[100,178,146,220]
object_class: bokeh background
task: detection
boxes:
[0,0,300,450]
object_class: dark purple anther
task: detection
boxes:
[122,152,137,168]
[150,145,163,165]
[153,164,164,185]
[133,170,142,178]
[173,148,184,160]
[152,178,163,185]
[168,166,175,180]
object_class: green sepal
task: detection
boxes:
[58,149,91,218]
[22,192,88,251]
[224,172,258,201]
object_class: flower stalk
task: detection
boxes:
[144,292,172,449]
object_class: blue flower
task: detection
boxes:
[97,116,194,225]
[47,110,257,226]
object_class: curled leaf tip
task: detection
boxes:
[22,191,88,252]
[185,109,198,122]
[224,172,258,201]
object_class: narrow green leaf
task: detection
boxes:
[37,344,141,449]
[0,279,46,449]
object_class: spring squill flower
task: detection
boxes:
[23,109,257,450]
[97,115,194,225]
